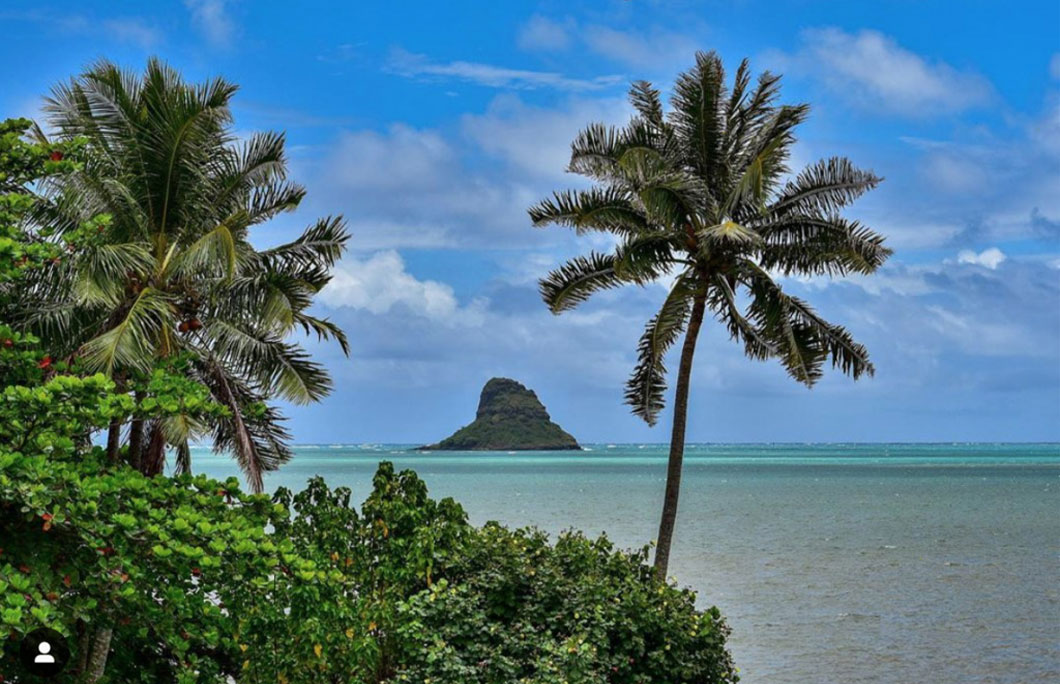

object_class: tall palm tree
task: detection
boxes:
[530,52,890,578]
[17,59,349,491]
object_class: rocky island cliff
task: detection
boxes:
[419,377,580,451]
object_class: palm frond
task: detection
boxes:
[174,440,192,476]
[770,157,881,218]
[528,188,648,237]
[697,220,762,249]
[74,242,154,307]
[207,357,264,493]
[80,287,173,374]
[166,215,241,280]
[629,80,664,127]
[294,313,350,356]
[706,274,774,360]
[539,253,623,313]
[757,214,891,276]
[669,51,726,183]
[567,122,624,180]
[260,215,349,270]
[624,273,695,425]
[741,260,873,383]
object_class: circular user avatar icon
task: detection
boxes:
[19,627,70,677]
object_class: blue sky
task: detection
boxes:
[3,1,1058,442]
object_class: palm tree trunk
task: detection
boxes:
[653,293,706,580]
[175,440,192,476]
[128,390,145,470]
[143,422,166,477]
[105,419,122,464]
[106,376,126,464]
[83,625,113,683]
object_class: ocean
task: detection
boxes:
[190,443,1060,683]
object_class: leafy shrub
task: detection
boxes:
[393,525,736,683]
[0,332,736,682]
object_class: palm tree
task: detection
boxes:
[530,52,890,579]
[16,59,349,491]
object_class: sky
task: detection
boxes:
[2,1,1058,443]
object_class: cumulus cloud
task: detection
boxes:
[517,16,574,52]
[777,28,993,115]
[320,250,484,324]
[103,18,161,48]
[582,25,700,70]
[303,96,637,250]
[461,94,629,180]
[0,11,161,48]
[184,0,234,46]
[303,121,540,249]
[386,48,623,92]
[515,16,700,71]
[957,247,1006,269]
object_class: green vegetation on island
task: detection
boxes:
[420,377,581,451]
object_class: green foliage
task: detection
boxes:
[0,118,85,292]
[393,527,736,683]
[530,52,891,425]
[424,377,581,451]
[10,61,351,487]
[0,339,735,681]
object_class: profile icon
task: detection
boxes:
[19,627,70,676]
[35,639,56,663]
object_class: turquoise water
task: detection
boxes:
[191,443,1060,683]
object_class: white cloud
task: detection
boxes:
[320,250,484,324]
[957,247,1006,269]
[387,48,623,92]
[325,125,454,193]
[583,25,699,70]
[305,120,549,250]
[461,94,629,179]
[184,0,234,46]
[778,28,993,115]
[103,18,161,48]
[862,218,962,250]
[895,104,1060,244]
[517,16,574,51]
[920,151,989,193]
[0,11,161,48]
[515,16,700,71]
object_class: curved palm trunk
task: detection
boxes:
[128,390,145,470]
[653,294,706,580]
[142,422,167,477]
[105,376,127,464]
[105,419,122,464]
[83,625,113,683]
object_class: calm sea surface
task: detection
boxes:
[190,443,1060,683]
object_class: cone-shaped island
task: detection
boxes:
[419,377,581,451]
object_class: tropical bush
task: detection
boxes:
[0,335,736,682]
